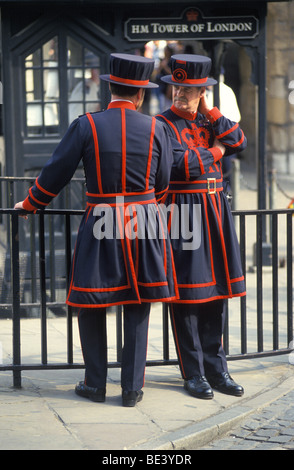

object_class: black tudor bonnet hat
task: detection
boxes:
[100,53,158,89]
[161,54,217,87]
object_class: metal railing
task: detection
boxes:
[0,206,293,387]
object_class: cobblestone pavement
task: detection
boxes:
[200,389,294,450]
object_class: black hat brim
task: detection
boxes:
[100,74,158,89]
[160,75,217,87]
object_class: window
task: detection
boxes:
[24,36,101,137]
[25,37,59,137]
[67,38,101,123]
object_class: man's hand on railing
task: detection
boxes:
[14,201,29,220]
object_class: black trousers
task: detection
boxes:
[170,300,228,380]
[78,303,150,391]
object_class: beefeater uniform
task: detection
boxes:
[156,54,247,381]
[20,54,178,393]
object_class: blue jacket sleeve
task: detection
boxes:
[153,121,173,202]
[170,136,223,181]
[23,119,84,211]
[205,107,247,156]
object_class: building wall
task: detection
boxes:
[0,1,293,178]
[267,1,294,174]
[238,46,257,166]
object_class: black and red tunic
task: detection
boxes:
[23,101,179,308]
[156,105,247,303]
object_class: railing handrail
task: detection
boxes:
[0,177,85,181]
[0,207,293,387]
[1,207,294,215]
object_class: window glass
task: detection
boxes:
[25,69,41,102]
[25,36,59,136]
[43,37,58,64]
[24,35,101,135]
[68,42,100,123]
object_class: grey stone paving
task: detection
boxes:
[200,389,294,450]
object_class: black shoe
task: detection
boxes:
[75,381,106,402]
[122,390,143,407]
[208,372,244,397]
[184,376,214,400]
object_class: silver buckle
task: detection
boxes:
[207,178,216,195]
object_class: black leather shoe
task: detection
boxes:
[122,390,143,407]
[208,372,244,397]
[184,376,214,400]
[75,381,106,402]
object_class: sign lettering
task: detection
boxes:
[125,8,259,41]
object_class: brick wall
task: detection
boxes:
[267,2,294,174]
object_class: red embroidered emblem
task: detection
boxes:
[181,124,210,149]
[173,68,187,83]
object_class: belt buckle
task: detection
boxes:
[207,178,216,195]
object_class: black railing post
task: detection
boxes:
[223,300,229,355]
[116,306,123,363]
[162,303,169,361]
[256,212,264,352]
[39,212,47,365]
[10,211,21,387]
[272,213,279,350]
[286,213,293,347]
[239,213,247,354]
[65,212,73,364]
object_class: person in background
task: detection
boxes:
[68,52,100,123]
[206,67,241,193]
[155,45,173,113]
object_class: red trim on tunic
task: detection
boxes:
[35,177,57,197]
[205,107,222,123]
[121,108,127,193]
[216,122,239,139]
[108,101,136,111]
[28,187,47,206]
[225,132,245,148]
[211,147,223,162]
[22,195,37,212]
[211,194,232,297]
[170,304,187,378]
[124,205,140,301]
[145,117,156,190]
[86,188,155,198]
[170,105,197,121]
[156,114,181,142]
[86,113,103,194]
[66,296,178,308]
[203,193,216,285]
[171,292,246,304]
[184,150,190,180]
[157,206,167,275]
[194,148,205,175]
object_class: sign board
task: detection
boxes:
[125,8,259,41]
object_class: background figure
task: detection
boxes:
[206,69,241,192]
[155,45,173,113]
[68,52,100,123]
